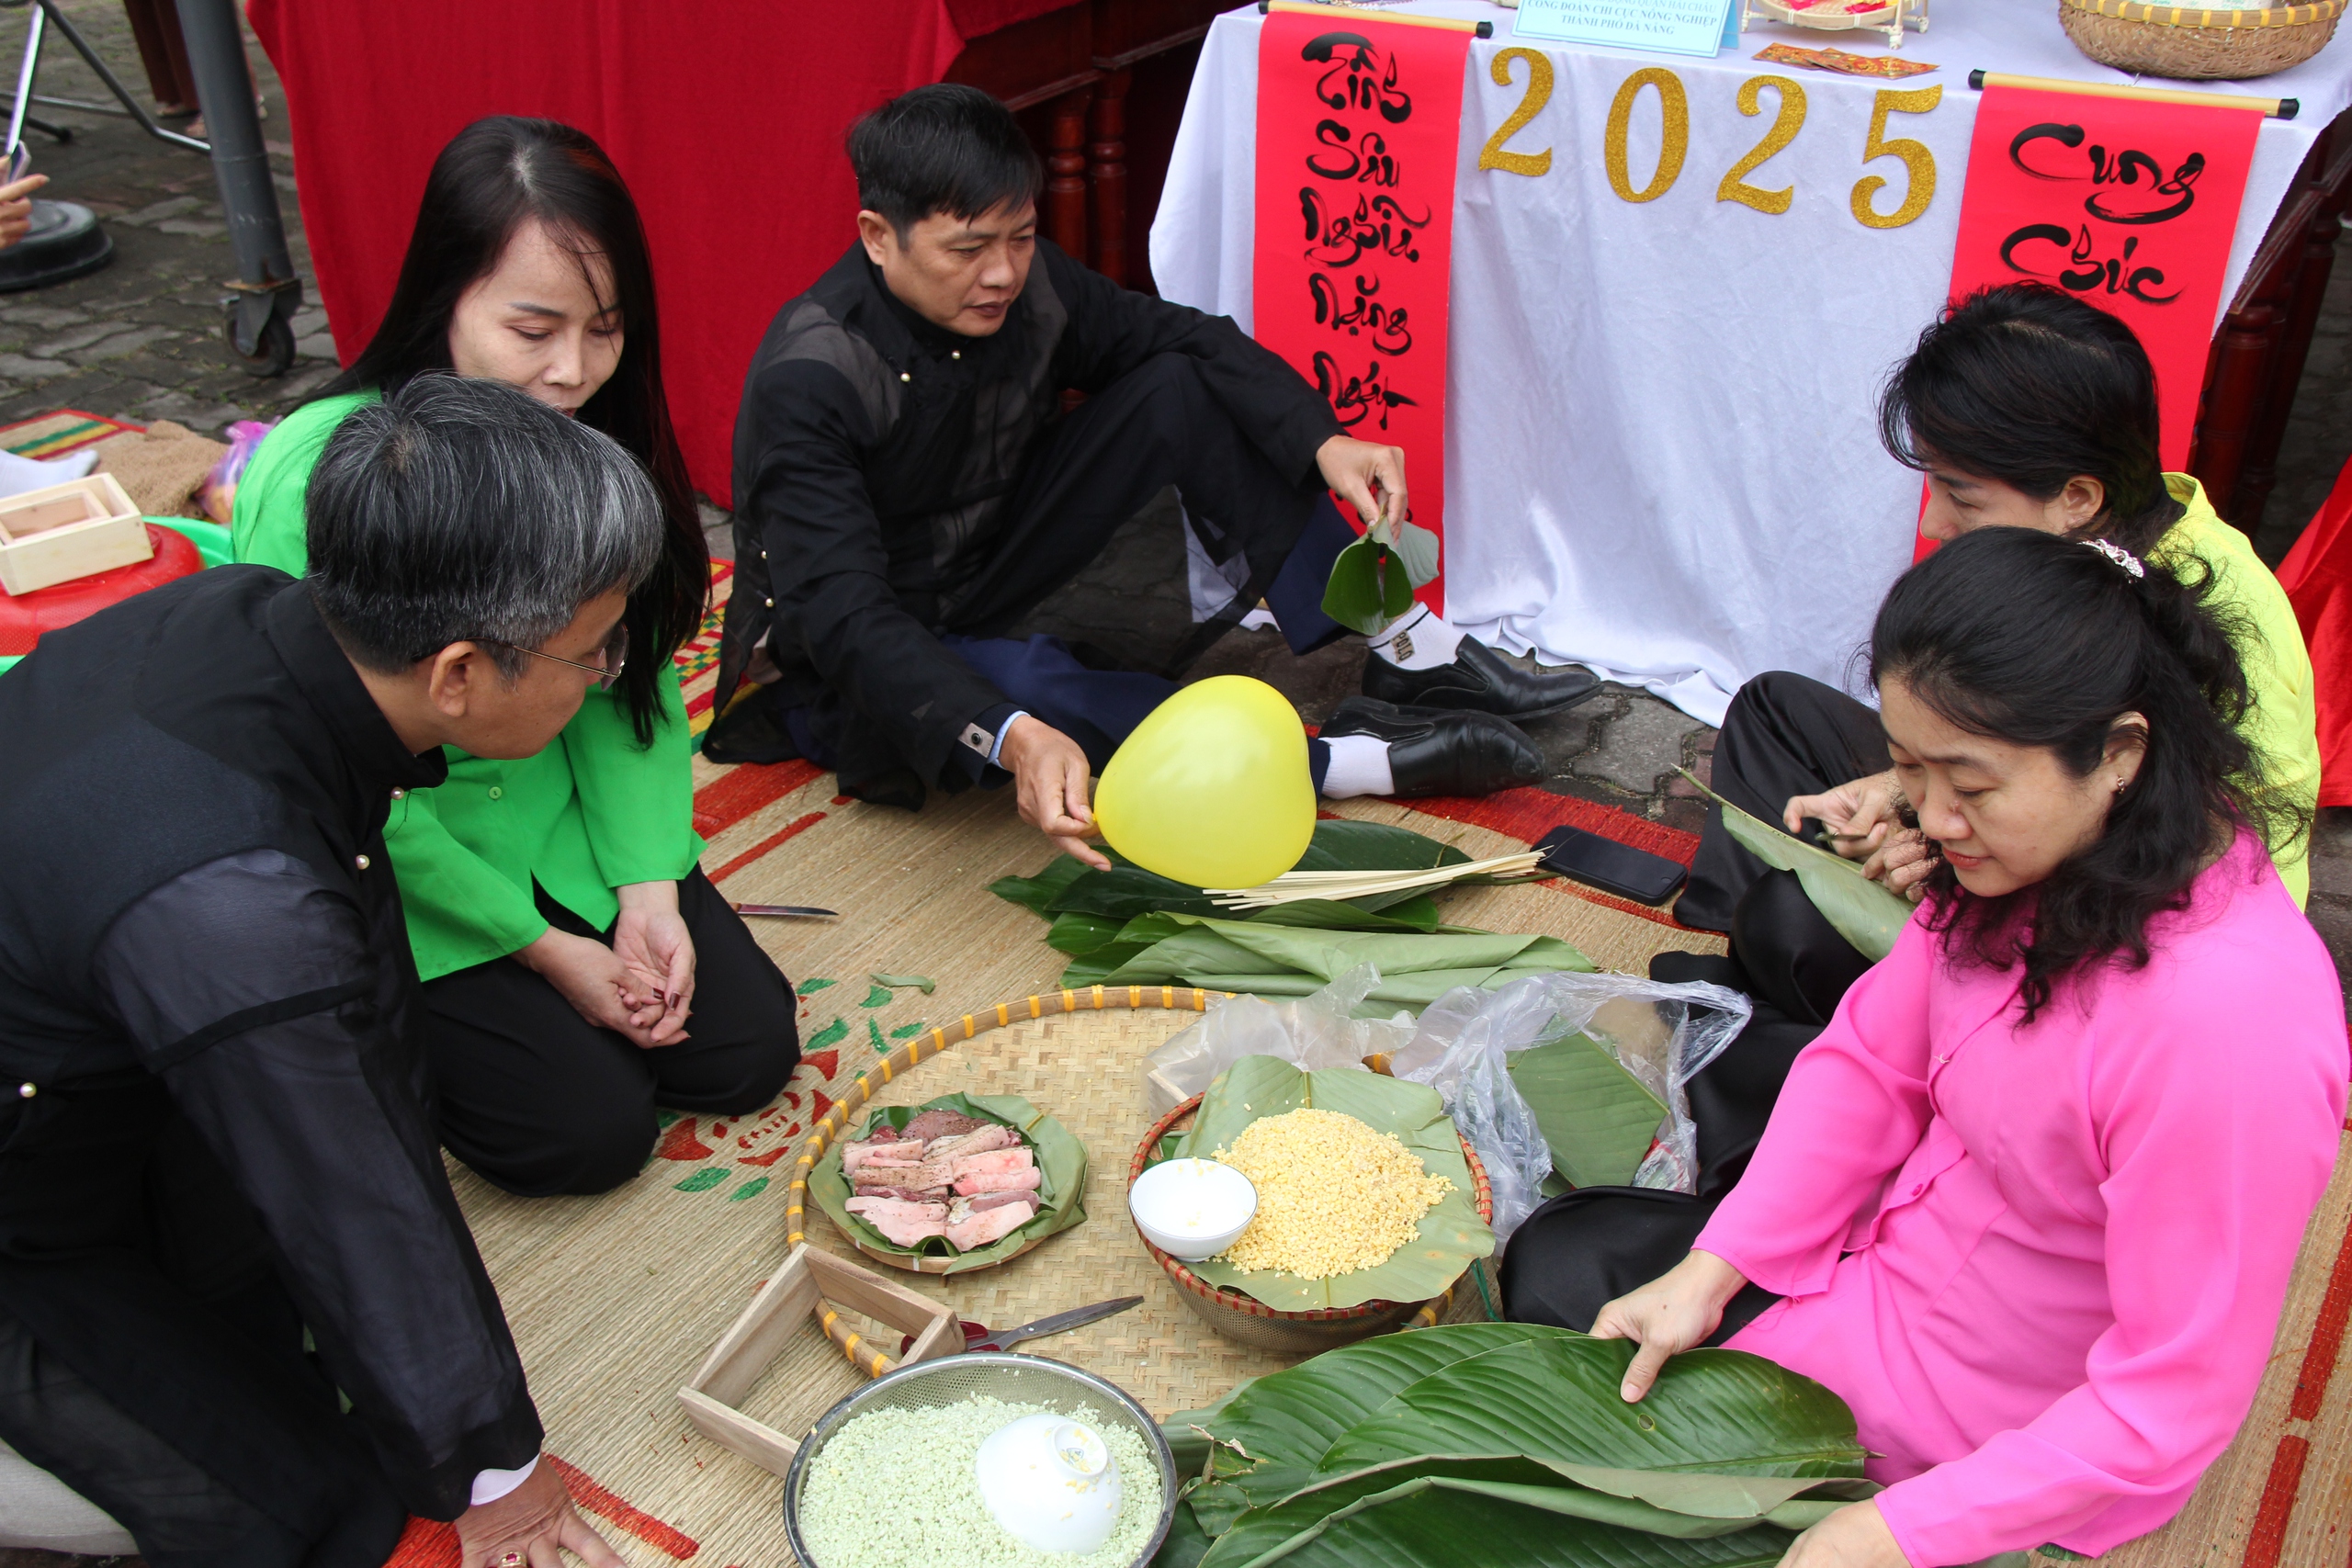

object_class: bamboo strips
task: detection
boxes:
[1205,851,1548,908]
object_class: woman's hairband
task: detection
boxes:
[2083,538,2145,580]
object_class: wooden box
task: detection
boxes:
[0,474,148,596]
[676,1243,961,1477]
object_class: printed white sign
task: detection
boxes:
[1510,0,1736,58]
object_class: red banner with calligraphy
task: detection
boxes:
[1253,11,1471,611]
[1923,84,2262,555]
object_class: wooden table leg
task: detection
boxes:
[2233,208,2346,534]
[1090,68,1132,286]
[2197,300,2283,527]
[1047,86,1093,260]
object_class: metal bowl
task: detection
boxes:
[782,1351,1179,1567]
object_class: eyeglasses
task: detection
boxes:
[482,623,629,691]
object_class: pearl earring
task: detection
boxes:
[2113,776,2128,795]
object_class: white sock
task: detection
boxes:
[1368,604,1465,671]
[1318,734,1395,799]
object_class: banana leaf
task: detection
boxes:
[1192,1462,1808,1568]
[989,854,1094,919]
[1187,1326,1862,1532]
[1170,1056,1493,1312]
[1098,914,1593,1007]
[1385,518,1442,589]
[1323,534,1417,636]
[1195,1456,1871,1567]
[805,1092,1086,1273]
[1679,770,1912,962]
[1182,1323,1577,1532]
[1507,1030,1668,1189]
[1171,1326,1869,1568]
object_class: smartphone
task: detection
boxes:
[1534,824,1688,906]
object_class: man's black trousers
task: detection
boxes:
[421,868,800,1197]
[0,1082,405,1568]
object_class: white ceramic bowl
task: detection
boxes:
[1127,1157,1257,1262]
[974,1411,1124,1554]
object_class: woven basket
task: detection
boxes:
[1128,1093,1495,1355]
[2058,0,2344,78]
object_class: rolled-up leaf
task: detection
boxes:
[1680,770,1913,962]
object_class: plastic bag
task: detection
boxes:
[1388,971,1751,1243]
[198,419,276,527]
[1145,964,1415,1115]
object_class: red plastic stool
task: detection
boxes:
[0,524,204,656]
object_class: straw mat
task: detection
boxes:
[415,590,2352,1567]
[395,665,1728,1562]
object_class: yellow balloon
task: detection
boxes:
[1094,675,1315,888]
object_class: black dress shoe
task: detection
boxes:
[1322,696,1544,798]
[1363,636,1602,721]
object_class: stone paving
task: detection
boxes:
[0,0,331,438]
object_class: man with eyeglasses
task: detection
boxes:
[0,378,647,1568]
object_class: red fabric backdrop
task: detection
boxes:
[247,0,983,509]
[2277,453,2352,809]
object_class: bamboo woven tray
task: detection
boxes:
[2057,0,2344,77]
[1131,1093,1494,1355]
[782,986,1489,1417]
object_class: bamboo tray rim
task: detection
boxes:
[785,986,1231,1371]
[2057,0,2345,26]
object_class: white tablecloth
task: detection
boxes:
[1150,0,2352,722]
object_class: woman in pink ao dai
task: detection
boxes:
[1597,527,2347,1568]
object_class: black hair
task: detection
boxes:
[1879,283,2181,556]
[847,84,1042,240]
[316,115,704,743]
[1870,526,2304,1021]
[308,376,661,676]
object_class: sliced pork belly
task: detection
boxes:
[945,1148,1033,1180]
[854,1183,949,1201]
[901,1109,982,1144]
[841,1140,928,1175]
[845,1196,949,1247]
[952,1166,1043,1196]
[944,1191,1035,1224]
[923,1123,1018,1161]
[945,1195,1038,1250]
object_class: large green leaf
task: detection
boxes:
[1194,1461,1805,1568]
[1005,823,1476,927]
[988,854,1092,918]
[1111,916,1594,985]
[1169,1058,1493,1312]
[805,1092,1087,1273]
[1680,771,1912,962]
[1187,1326,1862,1536]
[1310,1336,1864,1483]
[1187,1324,1559,1534]
[1155,1500,1216,1568]
[1046,909,1130,956]
[1507,1031,1668,1188]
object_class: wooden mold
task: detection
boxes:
[0,473,148,596]
[677,1242,961,1477]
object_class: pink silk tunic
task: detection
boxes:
[1696,834,2346,1567]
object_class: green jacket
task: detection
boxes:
[2152,473,2319,907]
[232,391,702,979]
